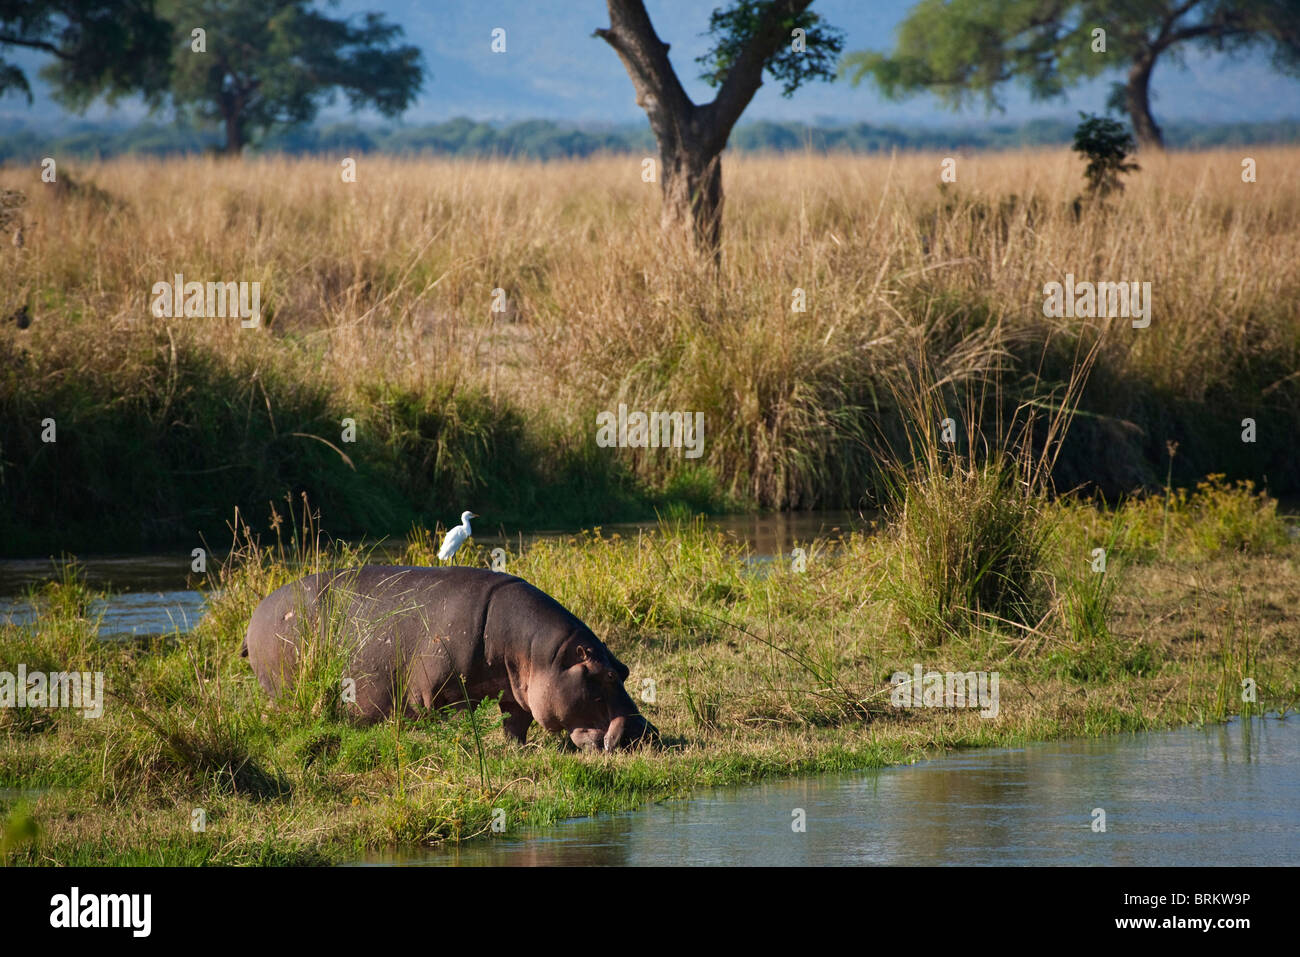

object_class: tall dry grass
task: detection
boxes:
[2,148,1297,549]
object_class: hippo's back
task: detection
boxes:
[241,565,581,704]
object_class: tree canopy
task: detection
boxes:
[695,0,843,97]
[843,0,1300,148]
[0,0,172,106]
[162,0,423,154]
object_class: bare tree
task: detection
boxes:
[595,0,841,253]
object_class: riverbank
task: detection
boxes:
[1,481,1296,865]
[358,715,1300,866]
[4,149,1299,555]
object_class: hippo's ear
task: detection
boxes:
[562,639,594,668]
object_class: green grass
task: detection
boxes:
[1,479,1296,865]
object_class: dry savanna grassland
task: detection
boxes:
[1,148,1298,547]
[0,148,1297,863]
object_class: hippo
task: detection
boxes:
[241,565,658,751]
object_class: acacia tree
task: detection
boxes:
[162,0,422,155]
[843,0,1300,150]
[0,0,171,105]
[595,0,842,252]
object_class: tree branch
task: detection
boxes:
[1153,0,1255,54]
[1153,0,1208,49]
[0,35,74,61]
[699,0,815,153]
[594,0,695,148]
[1164,22,1252,47]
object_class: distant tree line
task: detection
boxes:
[2,115,1297,163]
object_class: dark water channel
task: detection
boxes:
[0,510,866,636]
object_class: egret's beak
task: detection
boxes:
[469,513,479,519]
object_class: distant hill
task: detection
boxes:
[2,116,1298,162]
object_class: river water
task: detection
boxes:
[0,510,867,636]
[355,715,1299,867]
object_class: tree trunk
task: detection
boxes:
[223,108,244,156]
[596,0,814,257]
[1125,55,1163,151]
[659,143,723,253]
[217,73,248,156]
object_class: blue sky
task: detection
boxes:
[4,0,1300,129]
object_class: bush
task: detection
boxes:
[1072,112,1139,197]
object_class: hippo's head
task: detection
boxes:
[531,632,659,751]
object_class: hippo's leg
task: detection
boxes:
[499,697,533,745]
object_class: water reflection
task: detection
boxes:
[356,716,1299,867]
[0,588,207,638]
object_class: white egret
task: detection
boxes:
[438,510,478,561]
